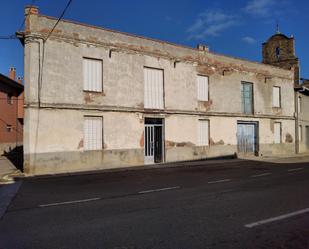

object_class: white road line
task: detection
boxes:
[288,167,304,172]
[39,197,101,208]
[138,186,180,194]
[250,173,272,178]
[208,179,231,184]
[245,208,309,228]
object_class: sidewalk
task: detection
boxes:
[0,156,23,185]
[238,153,309,164]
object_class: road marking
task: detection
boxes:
[244,208,309,228]
[208,179,231,184]
[39,197,101,208]
[250,173,272,178]
[288,167,304,172]
[138,186,180,194]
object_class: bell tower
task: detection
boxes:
[262,30,300,85]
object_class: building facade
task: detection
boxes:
[21,7,296,175]
[295,82,309,153]
[0,68,24,154]
[262,30,309,154]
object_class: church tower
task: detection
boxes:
[262,30,300,85]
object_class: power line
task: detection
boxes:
[44,0,73,42]
[0,0,39,40]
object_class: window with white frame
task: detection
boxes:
[274,122,281,144]
[298,96,301,113]
[197,75,209,101]
[83,58,103,92]
[84,116,103,150]
[144,67,164,109]
[299,125,302,142]
[272,86,281,107]
[198,120,209,146]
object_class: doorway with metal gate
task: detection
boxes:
[144,118,164,164]
[237,122,258,155]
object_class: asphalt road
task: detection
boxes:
[0,158,309,249]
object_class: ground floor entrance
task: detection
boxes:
[237,122,258,155]
[144,118,164,164]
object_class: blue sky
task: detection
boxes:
[1,0,309,79]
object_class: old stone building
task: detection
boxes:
[295,82,309,153]
[0,68,24,155]
[262,31,300,85]
[19,6,296,175]
[262,29,309,154]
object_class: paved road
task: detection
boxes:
[0,159,309,249]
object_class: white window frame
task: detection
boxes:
[272,86,281,107]
[197,75,209,101]
[144,67,164,109]
[299,125,302,142]
[84,116,103,151]
[274,122,282,144]
[198,119,209,146]
[83,57,103,92]
[298,96,301,113]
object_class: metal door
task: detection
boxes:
[237,123,257,154]
[144,125,154,164]
[144,124,163,164]
[154,126,163,163]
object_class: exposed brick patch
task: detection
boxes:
[165,140,195,148]
[140,131,144,147]
[77,139,83,149]
[210,138,225,145]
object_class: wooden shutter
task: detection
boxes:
[83,58,103,92]
[84,116,103,150]
[197,75,209,101]
[144,67,164,109]
[272,87,280,107]
[198,120,209,146]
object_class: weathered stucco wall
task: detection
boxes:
[23,8,296,175]
[298,92,309,153]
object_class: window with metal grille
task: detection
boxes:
[272,86,281,107]
[197,75,209,101]
[198,120,209,146]
[144,67,164,109]
[241,82,253,114]
[274,122,281,144]
[84,116,103,151]
[83,58,103,92]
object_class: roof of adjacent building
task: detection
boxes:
[0,73,24,94]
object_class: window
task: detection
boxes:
[7,94,12,105]
[298,96,301,113]
[6,125,12,132]
[272,86,281,107]
[84,116,103,151]
[197,75,209,101]
[299,125,302,142]
[83,58,103,92]
[144,67,164,109]
[241,82,253,114]
[274,122,281,144]
[275,47,280,59]
[198,120,209,146]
